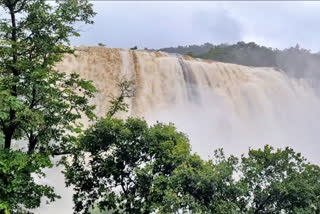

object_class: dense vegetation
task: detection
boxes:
[159,42,320,80]
[0,0,96,213]
[65,118,320,214]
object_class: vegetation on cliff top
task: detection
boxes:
[158,42,320,80]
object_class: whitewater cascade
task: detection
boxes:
[57,47,320,159]
[38,47,320,213]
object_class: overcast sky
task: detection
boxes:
[71,1,320,52]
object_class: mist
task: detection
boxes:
[149,83,320,164]
[35,46,320,213]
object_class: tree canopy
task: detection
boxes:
[65,128,320,214]
[0,0,96,213]
[239,145,320,213]
[159,42,320,80]
[63,117,192,214]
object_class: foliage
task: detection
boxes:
[238,145,320,213]
[0,150,58,213]
[0,0,96,153]
[0,0,95,213]
[198,42,276,68]
[63,117,192,214]
[65,126,320,214]
[159,42,320,79]
[106,80,135,119]
[172,145,320,213]
[0,133,3,149]
[161,151,241,214]
[159,42,214,56]
[90,206,114,214]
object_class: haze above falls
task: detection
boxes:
[58,47,320,161]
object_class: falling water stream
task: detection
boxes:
[36,47,320,213]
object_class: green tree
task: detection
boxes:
[0,0,96,213]
[106,80,135,119]
[164,150,241,214]
[166,145,320,213]
[0,150,57,213]
[238,145,320,213]
[63,117,192,214]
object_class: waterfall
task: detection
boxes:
[38,47,320,213]
[56,46,320,160]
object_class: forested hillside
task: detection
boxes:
[158,42,320,80]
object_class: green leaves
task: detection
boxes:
[63,117,194,214]
[106,80,135,119]
[65,136,320,214]
[0,150,59,213]
[239,145,320,213]
[0,0,96,212]
[0,0,96,151]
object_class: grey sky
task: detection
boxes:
[71,1,320,52]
